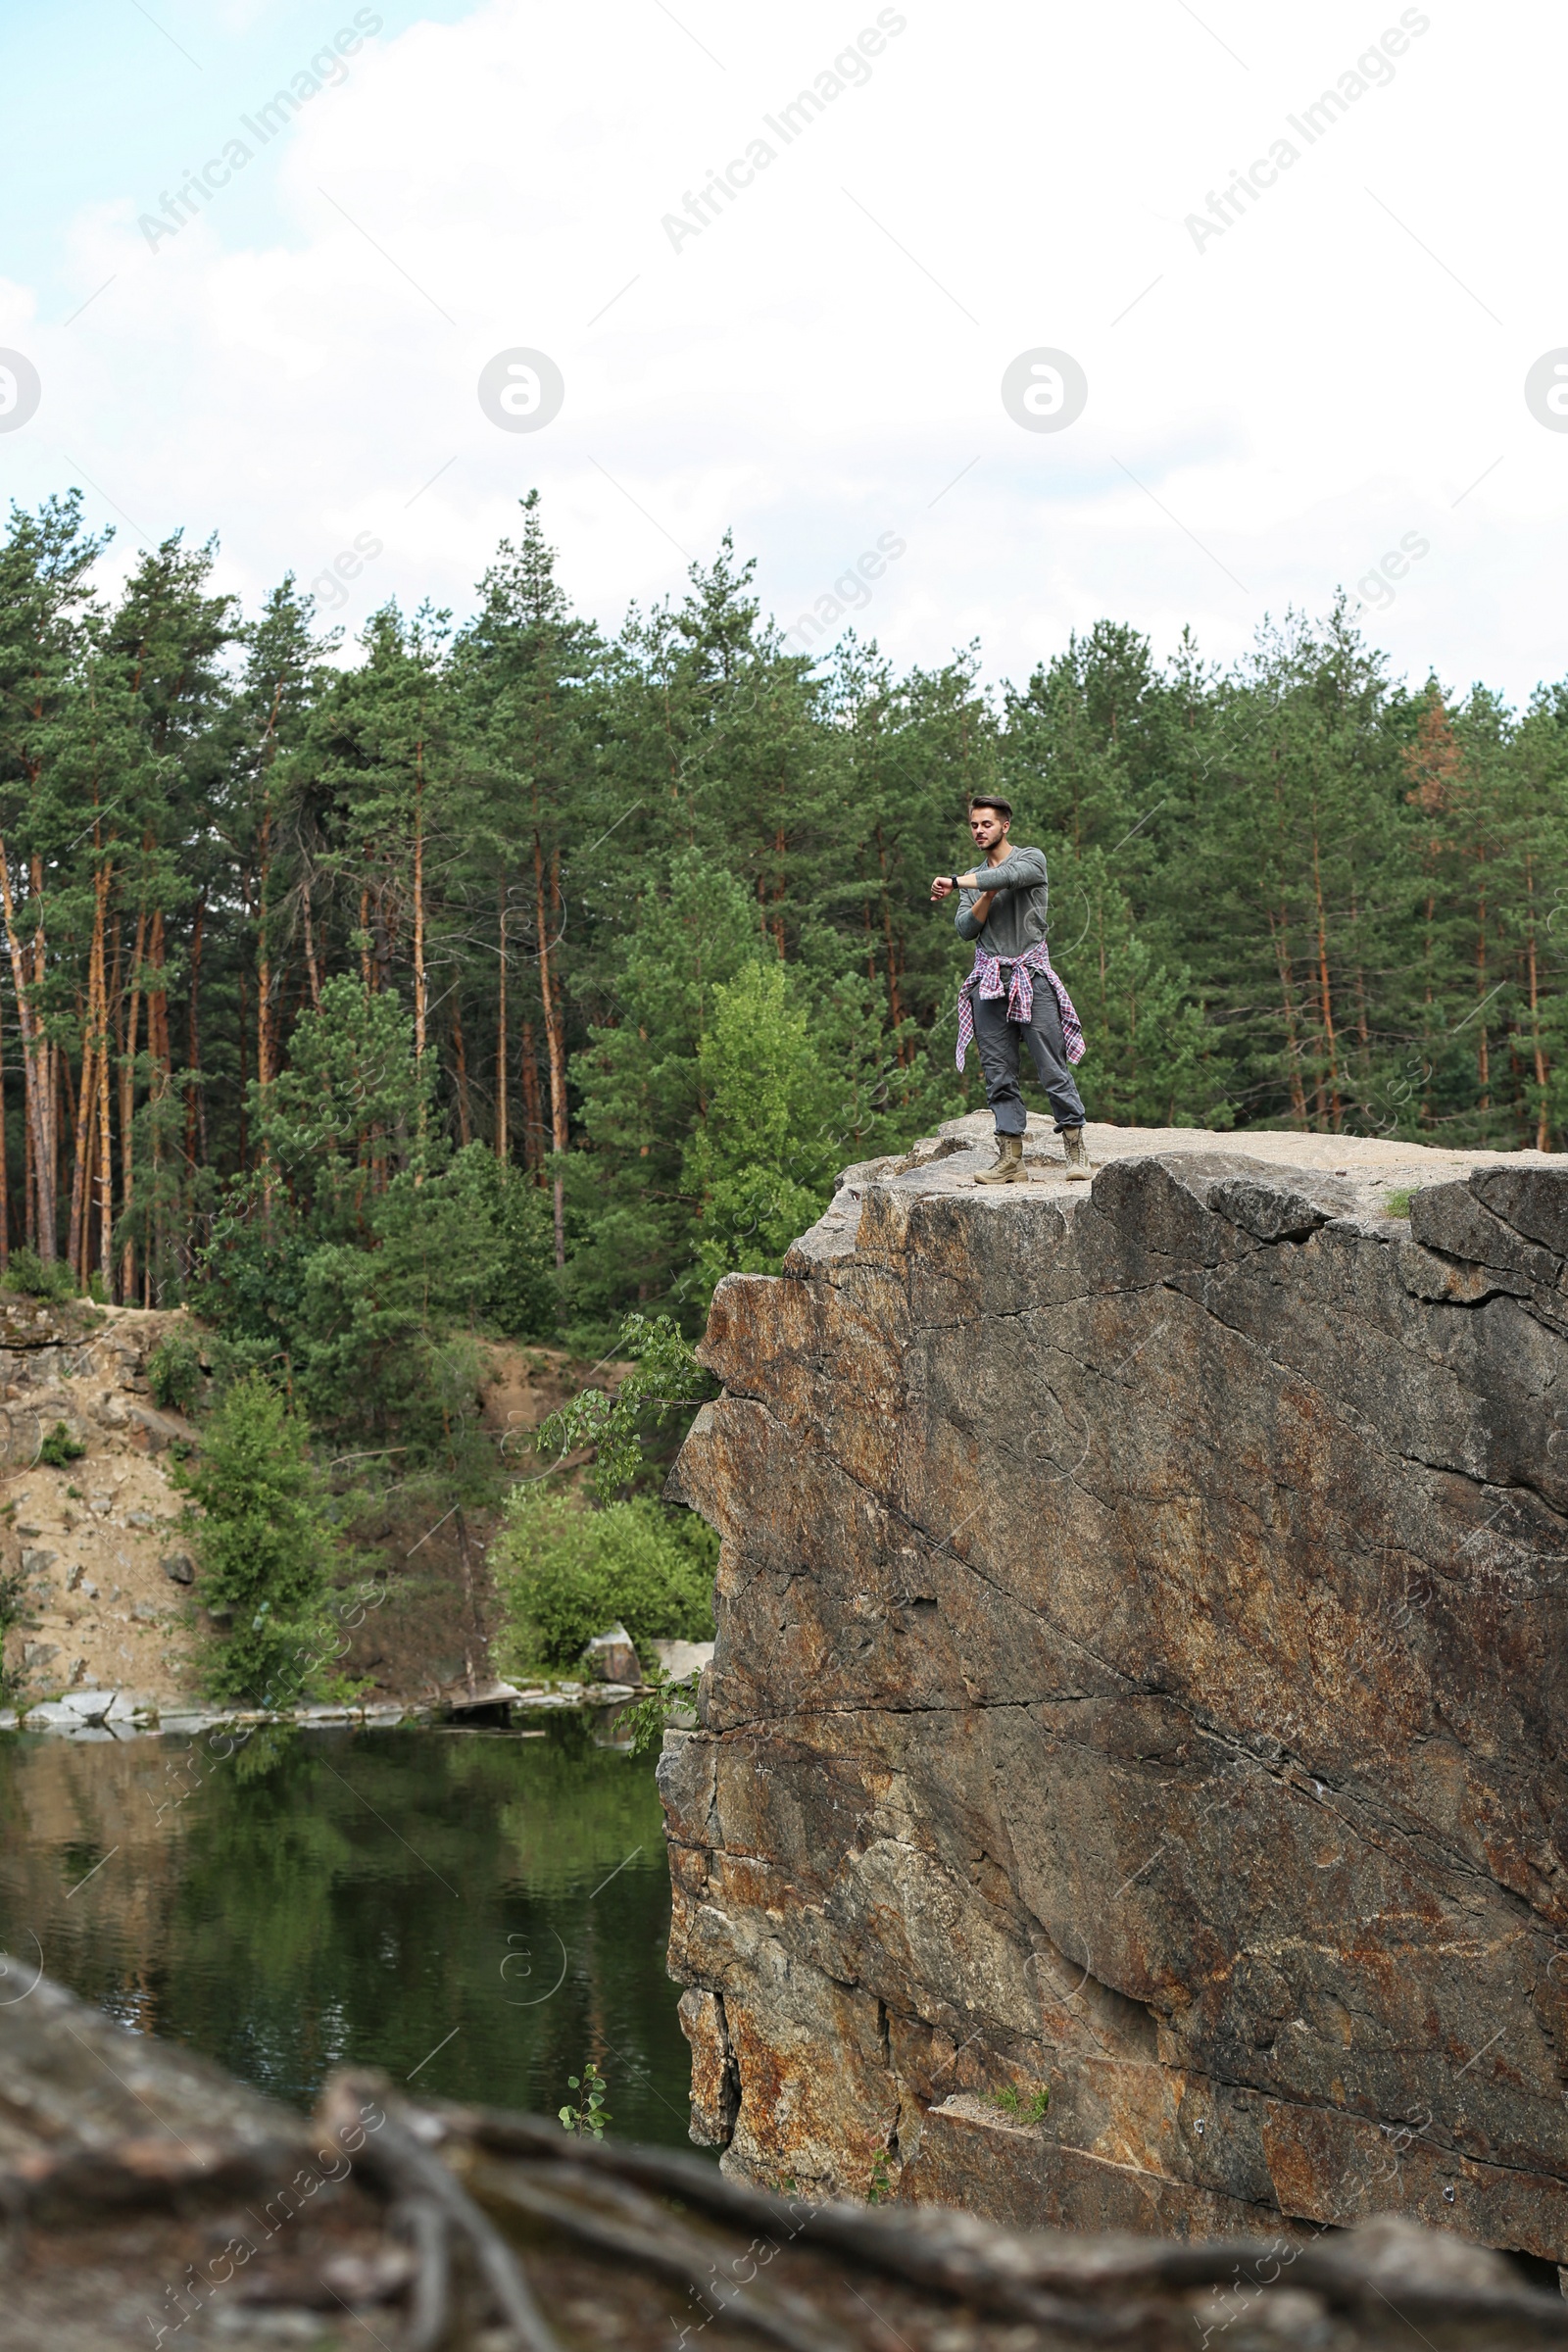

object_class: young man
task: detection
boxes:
[931,797,1091,1185]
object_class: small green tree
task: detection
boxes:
[682,958,845,1301]
[564,850,760,1331]
[190,1174,312,1374]
[179,1374,338,1707]
[195,991,543,1453]
[492,1486,715,1671]
[4,1247,79,1304]
[439,1143,557,1339]
[147,1330,204,1413]
[1054,853,1231,1129]
[559,2059,611,2138]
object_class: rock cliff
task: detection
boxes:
[661,1115,1568,2268]
[0,1300,204,1706]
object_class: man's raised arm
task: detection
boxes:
[933,845,1047,935]
[964,847,1048,894]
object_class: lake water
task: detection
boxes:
[0,1719,699,2148]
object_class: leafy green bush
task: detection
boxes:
[492,1486,716,1672]
[177,1373,338,1708]
[147,1331,204,1414]
[38,1421,86,1468]
[623,1670,701,1757]
[4,1248,77,1303]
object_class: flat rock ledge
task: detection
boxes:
[661,1114,1568,2272]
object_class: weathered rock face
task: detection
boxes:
[661,1117,1568,2265]
[0,1303,206,1704]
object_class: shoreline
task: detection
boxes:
[0,1678,654,1738]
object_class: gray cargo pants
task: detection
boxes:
[973,988,1086,1135]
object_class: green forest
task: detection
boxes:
[3,481,1565,1397]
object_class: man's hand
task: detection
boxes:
[930,870,979,903]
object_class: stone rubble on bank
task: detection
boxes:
[0,1673,678,1735]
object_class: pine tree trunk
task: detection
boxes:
[0,988,11,1271]
[106,898,123,1249]
[67,1040,94,1280]
[67,1054,95,1298]
[1348,886,1371,1088]
[1476,855,1491,1111]
[495,874,509,1164]
[1420,887,1436,1127]
[237,966,249,1174]
[50,1036,62,1246]
[452,997,471,1147]
[254,685,283,1077]
[1309,826,1342,1130]
[256,816,273,1092]
[0,842,57,1262]
[185,895,205,1172]
[301,877,323,1009]
[412,761,426,1184]
[69,864,113,1281]
[535,838,567,1268]
[520,1018,543,1176]
[147,906,172,1297]
[74,1083,96,1292]
[1267,906,1309,1127]
[95,1014,113,1295]
[413,761,426,1065]
[873,825,907,1053]
[121,904,148,1300]
[1525,857,1550,1150]
[34,858,59,1251]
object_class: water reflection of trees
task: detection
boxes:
[0,1723,695,2146]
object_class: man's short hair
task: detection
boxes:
[968,795,1012,820]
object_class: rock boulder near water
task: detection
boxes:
[660,1115,1568,2266]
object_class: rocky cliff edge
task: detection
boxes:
[660,1114,1568,2267]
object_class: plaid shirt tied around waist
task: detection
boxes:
[956,939,1086,1072]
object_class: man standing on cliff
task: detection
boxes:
[931,798,1090,1185]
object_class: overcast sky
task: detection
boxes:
[2,0,1562,702]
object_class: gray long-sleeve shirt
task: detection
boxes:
[954,845,1051,957]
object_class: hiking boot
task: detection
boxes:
[1061,1126,1092,1181]
[974,1132,1027,1186]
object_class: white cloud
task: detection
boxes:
[8,0,1567,699]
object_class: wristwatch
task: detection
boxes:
[950,874,961,889]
